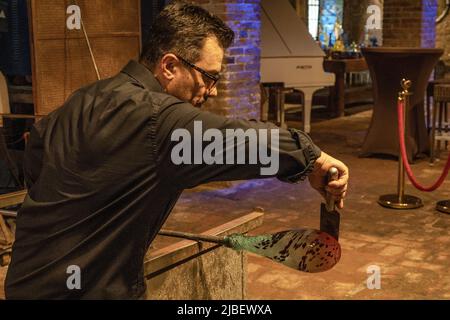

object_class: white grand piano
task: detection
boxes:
[260,0,335,133]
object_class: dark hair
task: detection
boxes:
[140,1,235,71]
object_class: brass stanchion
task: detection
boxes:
[378,79,423,209]
[436,200,450,214]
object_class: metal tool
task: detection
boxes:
[158,228,341,273]
[320,167,341,240]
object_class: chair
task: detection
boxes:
[0,190,26,266]
[260,82,303,128]
[0,71,11,127]
[0,71,24,188]
[426,60,450,130]
[430,84,450,164]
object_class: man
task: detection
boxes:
[5,2,348,299]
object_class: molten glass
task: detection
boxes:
[224,229,341,273]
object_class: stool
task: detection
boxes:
[426,79,450,131]
[430,84,450,164]
[271,87,303,129]
[260,83,303,129]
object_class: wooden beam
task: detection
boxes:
[0,190,27,208]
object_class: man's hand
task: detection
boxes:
[308,151,349,209]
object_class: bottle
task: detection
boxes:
[364,27,370,47]
[328,32,333,49]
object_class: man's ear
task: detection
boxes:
[160,54,179,81]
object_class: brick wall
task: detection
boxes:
[422,0,438,47]
[191,0,261,120]
[383,0,437,48]
[436,0,450,65]
[343,0,383,45]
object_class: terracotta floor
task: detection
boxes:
[1,109,449,299]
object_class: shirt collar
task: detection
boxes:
[120,60,164,93]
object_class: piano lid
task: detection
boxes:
[261,0,325,58]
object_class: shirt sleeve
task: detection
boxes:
[152,101,322,190]
[23,117,47,189]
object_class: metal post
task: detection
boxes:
[397,93,406,204]
[436,200,450,214]
[158,229,226,245]
[378,79,423,209]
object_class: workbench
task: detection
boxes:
[144,210,264,300]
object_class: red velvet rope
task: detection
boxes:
[397,99,450,192]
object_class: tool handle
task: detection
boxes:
[158,229,227,245]
[326,167,339,211]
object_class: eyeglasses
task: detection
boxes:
[176,55,220,90]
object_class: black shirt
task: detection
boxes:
[5,60,321,299]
